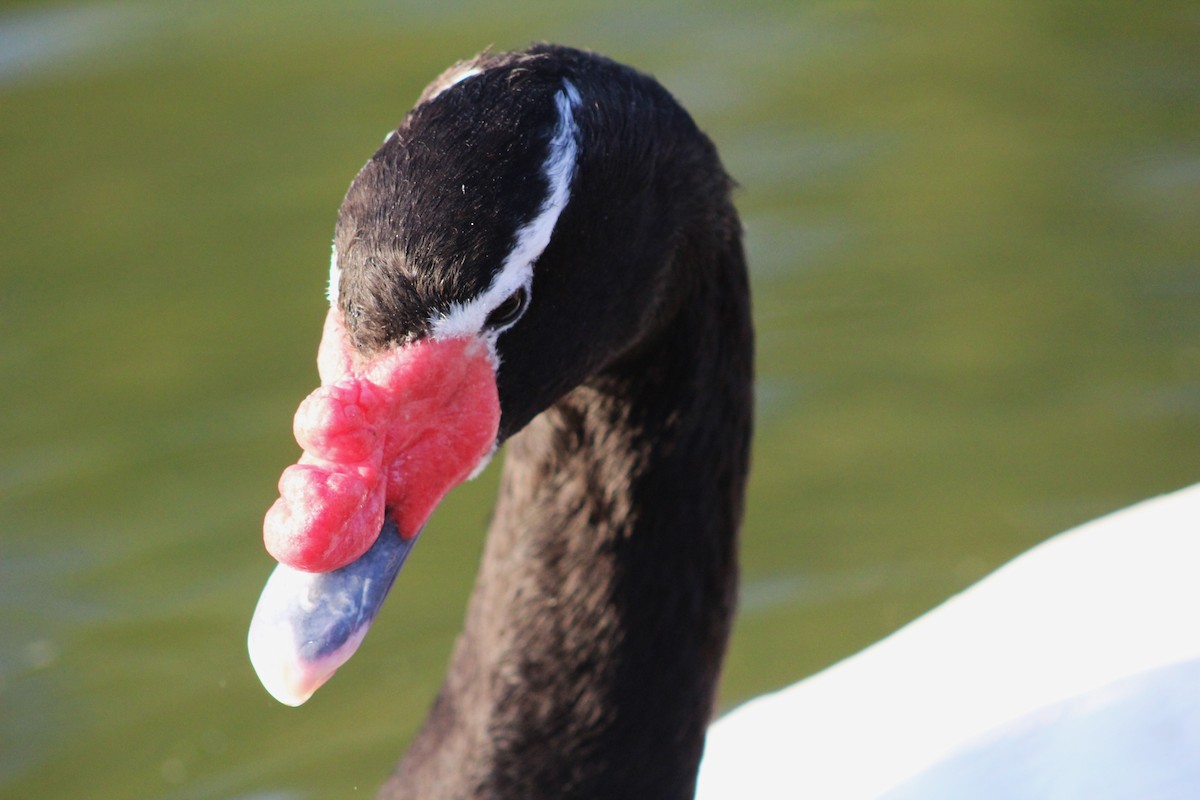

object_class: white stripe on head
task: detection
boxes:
[327,242,340,306]
[385,67,484,146]
[427,66,483,102]
[431,79,582,346]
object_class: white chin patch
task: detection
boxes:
[467,441,499,480]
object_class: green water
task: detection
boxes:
[1,1,1197,797]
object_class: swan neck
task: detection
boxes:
[385,217,751,800]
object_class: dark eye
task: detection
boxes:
[485,287,529,330]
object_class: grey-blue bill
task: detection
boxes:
[247,517,417,705]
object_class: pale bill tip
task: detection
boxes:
[248,598,366,706]
[246,521,417,706]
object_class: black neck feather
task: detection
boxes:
[382,208,752,799]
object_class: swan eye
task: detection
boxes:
[484,287,529,331]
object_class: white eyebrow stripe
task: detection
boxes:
[431,79,582,343]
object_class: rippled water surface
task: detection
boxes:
[1,1,1197,797]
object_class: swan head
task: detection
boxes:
[249,44,735,705]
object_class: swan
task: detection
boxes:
[246,44,1200,799]
[696,483,1200,799]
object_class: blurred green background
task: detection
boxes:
[1,1,1197,797]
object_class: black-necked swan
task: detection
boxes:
[246,44,1200,799]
